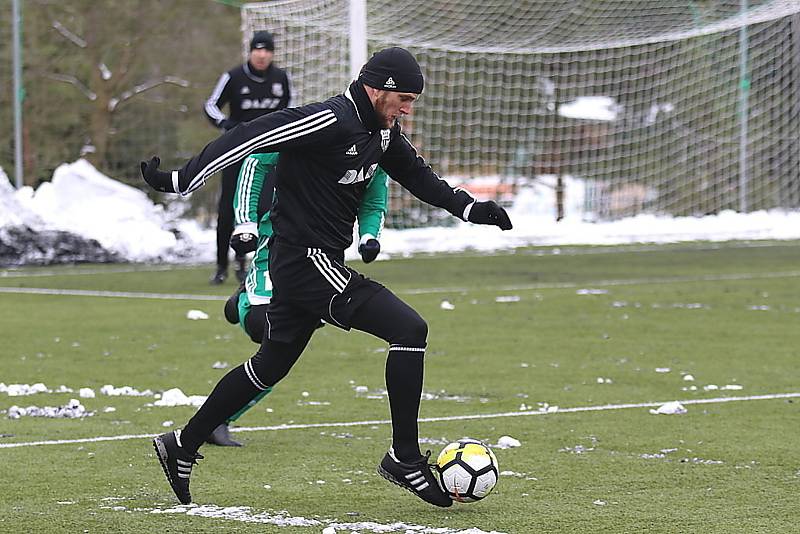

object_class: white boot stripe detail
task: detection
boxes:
[405,470,422,479]
[417,481,429,490]
[410,475,426,486]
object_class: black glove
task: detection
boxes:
[230,231,258,255]
[139,156,175,193]
[358,238,381,263]
[467,200,513,230]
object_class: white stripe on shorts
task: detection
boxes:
[307,248,349,293]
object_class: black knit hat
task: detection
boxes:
[359,47,424,94]
[250,31,274,51]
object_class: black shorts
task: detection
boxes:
[264,238,384,342]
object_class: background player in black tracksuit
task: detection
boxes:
[143,47,512,508]
[204,30,293,284]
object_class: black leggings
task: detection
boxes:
[249,287,428,461]
[181,287,428,458]
[249,287,427,384]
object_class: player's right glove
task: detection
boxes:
[230,223,258,255]
[466,200,513,230]
[358,236,381,263]
[139,156,175,193]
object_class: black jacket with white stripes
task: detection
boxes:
[176,80,474,251]
[204,62,293,129]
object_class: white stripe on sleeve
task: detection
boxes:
[185,109,336,194]
[205,72,230,123]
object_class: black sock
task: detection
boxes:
[385,347,424,462]
[180,364,262,455]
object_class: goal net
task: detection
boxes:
[243,0,800,226]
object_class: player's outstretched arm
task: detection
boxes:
[140,104,337,196]
[380,133,513,231]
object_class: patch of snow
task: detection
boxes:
[100,385,154,397]
[135,504,508,533]
[649,401,687,415]
[576,288,608,295]
[495,435,521,449]
[7,398,91,419]
[152,388,207,407]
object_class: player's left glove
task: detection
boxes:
[139,156,175,193]
[230,223,258,255]
[466,200,513,230]
[358,236,381,263]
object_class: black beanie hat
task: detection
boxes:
[250,31,274,51]
[359,47,424,94]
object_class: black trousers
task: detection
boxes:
[181,278,428,461]
[215,160,244,269]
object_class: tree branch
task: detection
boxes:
[108,76,191,111]
[51,20,87,48]
[44,73,97,101]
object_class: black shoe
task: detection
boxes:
[209,267,227,285]
[152,430,203,504]
[224,284,244,325]
[205,423,243,447]
[234,256,248,283]
[377,448,452,507]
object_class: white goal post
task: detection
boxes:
[242,0,800,226]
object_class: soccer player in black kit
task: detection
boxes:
[204,30,293,285]
[142,47,512,508]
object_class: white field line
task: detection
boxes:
[399,270,800,295]
[1,270,799,300]
[0,286,225,301]
[0,264,201,278]
[1,392,797,450]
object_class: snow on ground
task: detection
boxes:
[108,503,507,534]
[2,160,800,266]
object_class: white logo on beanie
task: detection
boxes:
[384,77,396,89]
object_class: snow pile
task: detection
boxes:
[1,166,119,266]
[0,167,46,228]
[13,159,206,261]
[6,398,92,419]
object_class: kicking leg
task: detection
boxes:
[349,288,451,508]
[350,288,428,461]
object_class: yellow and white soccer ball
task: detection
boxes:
[435,438,499,502]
